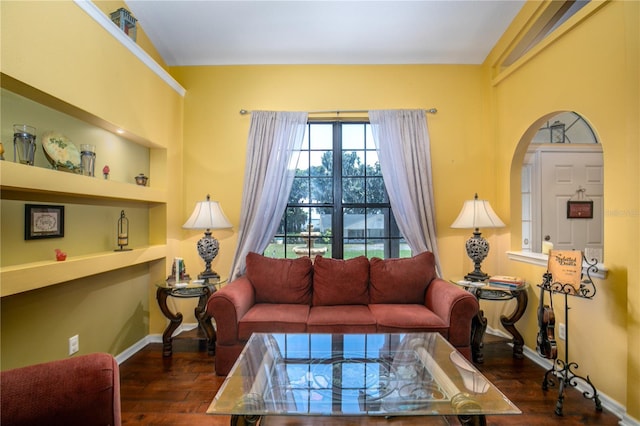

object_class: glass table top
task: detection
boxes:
[207,333,520,418]
[155,278,226,296]
[451,279,529,301]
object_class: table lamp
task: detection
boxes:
[183,194,232,282]
[451,193,505,281]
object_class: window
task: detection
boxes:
[500,1,590,69]
[264,122,410,260]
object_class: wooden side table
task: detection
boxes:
[453,280,529,364]
[155,279,225,356]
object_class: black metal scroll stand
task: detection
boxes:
[539,257,603,416]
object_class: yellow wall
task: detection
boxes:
[483,0,639,418]
[1,1,183,369]
[0,1,180,148]
[169,64,502,281]
[170,0,638,418]
[1,0,637,420]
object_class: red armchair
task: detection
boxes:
[1,353,121,426]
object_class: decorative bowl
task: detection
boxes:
[135,173,148,186]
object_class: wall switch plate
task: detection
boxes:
[69,335,79,355]
[558,323,566,340]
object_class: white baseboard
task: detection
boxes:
[485,326,636,425]
[620,414,640,426]
[114,323,198,365]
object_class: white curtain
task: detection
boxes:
[368,109,442,276]
[229,111,308,280]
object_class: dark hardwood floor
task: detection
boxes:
[119,335,619,425]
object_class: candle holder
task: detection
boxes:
[115,210,132,251]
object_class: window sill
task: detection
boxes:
[506,250,607,279]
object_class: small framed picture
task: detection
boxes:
[25,204,65,240]
[567,200,593,219]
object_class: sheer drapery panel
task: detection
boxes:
[368,109,442,275]
[229,111,308,280]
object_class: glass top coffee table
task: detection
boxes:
[207,333,520,425]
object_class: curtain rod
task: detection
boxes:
[239,108,437,115]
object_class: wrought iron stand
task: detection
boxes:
[540,258,603,416]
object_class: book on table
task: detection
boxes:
[488,275,525,289]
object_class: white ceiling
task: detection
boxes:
[125,1,525,66]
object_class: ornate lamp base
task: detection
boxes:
[197,230,220,283]
[198,270,220,281]
[464,229,490,282]
[465,270,490,282]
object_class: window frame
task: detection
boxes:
[271,120,405,260]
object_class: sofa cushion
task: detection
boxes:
[307,305,377,333]
[246,252,313,304]
[369,251,437,304]
[369,304,448,333]
[312,256,370,306]
[238,304,309,341]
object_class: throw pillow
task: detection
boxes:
[246,252,313,304]
[369,251,437,304]
[312,256,370,306]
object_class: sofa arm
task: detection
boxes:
[1,353,121,426]
[425,278,479,348]
[207,275,256,345]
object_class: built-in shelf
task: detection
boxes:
[0,245,167,297]
[1,7,172,301]
[0,161,168,295]
[0,161,165,204]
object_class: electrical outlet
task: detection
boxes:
[558,323,566,340]
[69,335,79,355]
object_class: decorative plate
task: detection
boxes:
[42,132,81,172]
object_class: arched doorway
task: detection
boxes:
[516,111,603,263]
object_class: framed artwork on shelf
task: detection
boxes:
[25,204,65,240]
[567,200,593,219]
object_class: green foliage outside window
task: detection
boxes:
[269,122,407,260]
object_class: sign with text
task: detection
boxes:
[547,249,583,290]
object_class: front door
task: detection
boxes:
[539,145,603,260]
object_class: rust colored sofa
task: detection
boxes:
[0,353,121,426]
[207,251,479,376]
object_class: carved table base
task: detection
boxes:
[468,286,528,364]
[156,285,216,357]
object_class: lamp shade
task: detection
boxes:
[183,195,232,230]
[451,194,505,229]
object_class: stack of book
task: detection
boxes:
[488,275,525,289]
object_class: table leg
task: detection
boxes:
[231,414,261,426]
[195,287,216,355]
[156,288,183,357]
[499,290,528,359]
[471,309,488,364]
[458,414,487,426]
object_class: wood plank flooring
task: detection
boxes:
[120,336,620,425]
